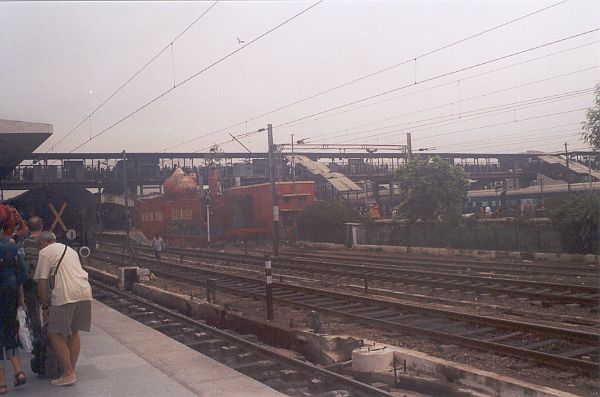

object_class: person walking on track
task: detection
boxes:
[34,232,92,387]
[151,234,165,262]
[0,226,28,394]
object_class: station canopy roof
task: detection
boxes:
[0,119,52,179]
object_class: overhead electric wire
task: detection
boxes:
[336,86,594,144]
[45,1,219,152]
[433,122,581,150]
[477,132,582,152]
[332,88,592,145]
[232,82,593,147]
[437,129,581,152]
[315,75,596,143]
[201,78,594,153]
[273,28,599,130]
[275,40,599,133]
[163,0,572,151]
[66,0,325,153]
[406,107,587,143]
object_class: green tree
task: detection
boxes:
[582,84,600,150]
[396,157,469,223]
[297,200,361,243]
[549,193,600,254]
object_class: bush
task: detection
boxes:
[549,193,600,254]
[297,200,361,243]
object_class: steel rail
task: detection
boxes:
[102,243,599,306]
[91,251,600,375]
[90,279,396,397]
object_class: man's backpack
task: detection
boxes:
[21,238,39,280]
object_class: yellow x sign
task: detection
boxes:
[49,202,68,232]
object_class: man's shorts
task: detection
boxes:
[48,300,92,336]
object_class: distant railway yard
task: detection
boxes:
[91,235,600,396]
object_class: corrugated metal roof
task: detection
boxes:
[290,155,362,193]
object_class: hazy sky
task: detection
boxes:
[1,0,599,155]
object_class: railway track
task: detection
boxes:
[91,250,600,376]
[285,248,600,280]
[102,243,600,307]
[91,279,398,397]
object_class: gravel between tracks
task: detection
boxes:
[88,256,599,397]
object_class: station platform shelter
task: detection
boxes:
[7,300,286,397]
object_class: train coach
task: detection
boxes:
[6,185,97,249]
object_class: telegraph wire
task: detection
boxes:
[46,1,219,152]
[163,0,573,151]
[67,0,325,153]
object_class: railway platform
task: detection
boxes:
[8,300,286,397]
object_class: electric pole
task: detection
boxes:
[122,150,132,256]
[291,133,297,243]
[205,188,211,244]
[564,142,571,194]
[406,132,413,163]
[588,155,593,191]
[267,124,279,256]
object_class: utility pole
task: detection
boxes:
[122,150,132,256]
[264,253,274,320]
[406,132,413,163]
[205,189,211,244]
[564,142,571,194]
[291,133,297,243]
[588,155,593,191]
[267,124,279,257]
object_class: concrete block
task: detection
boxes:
[352,348,392,373]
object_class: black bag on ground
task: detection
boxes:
[31,244,68,377]
[30,325,61,378]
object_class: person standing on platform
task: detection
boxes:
[0,226,28,394]
[34,232,92,387]
[151,234,165,262]
[20,216,43,337]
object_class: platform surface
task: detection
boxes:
[6,300,286,397]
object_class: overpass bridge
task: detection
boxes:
[2,149,598,204]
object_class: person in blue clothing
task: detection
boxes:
[0,224,28,394]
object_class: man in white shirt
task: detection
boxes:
[151,234,165,262]
[34,232,92,387]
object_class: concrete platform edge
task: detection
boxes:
[90,300,287,397]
